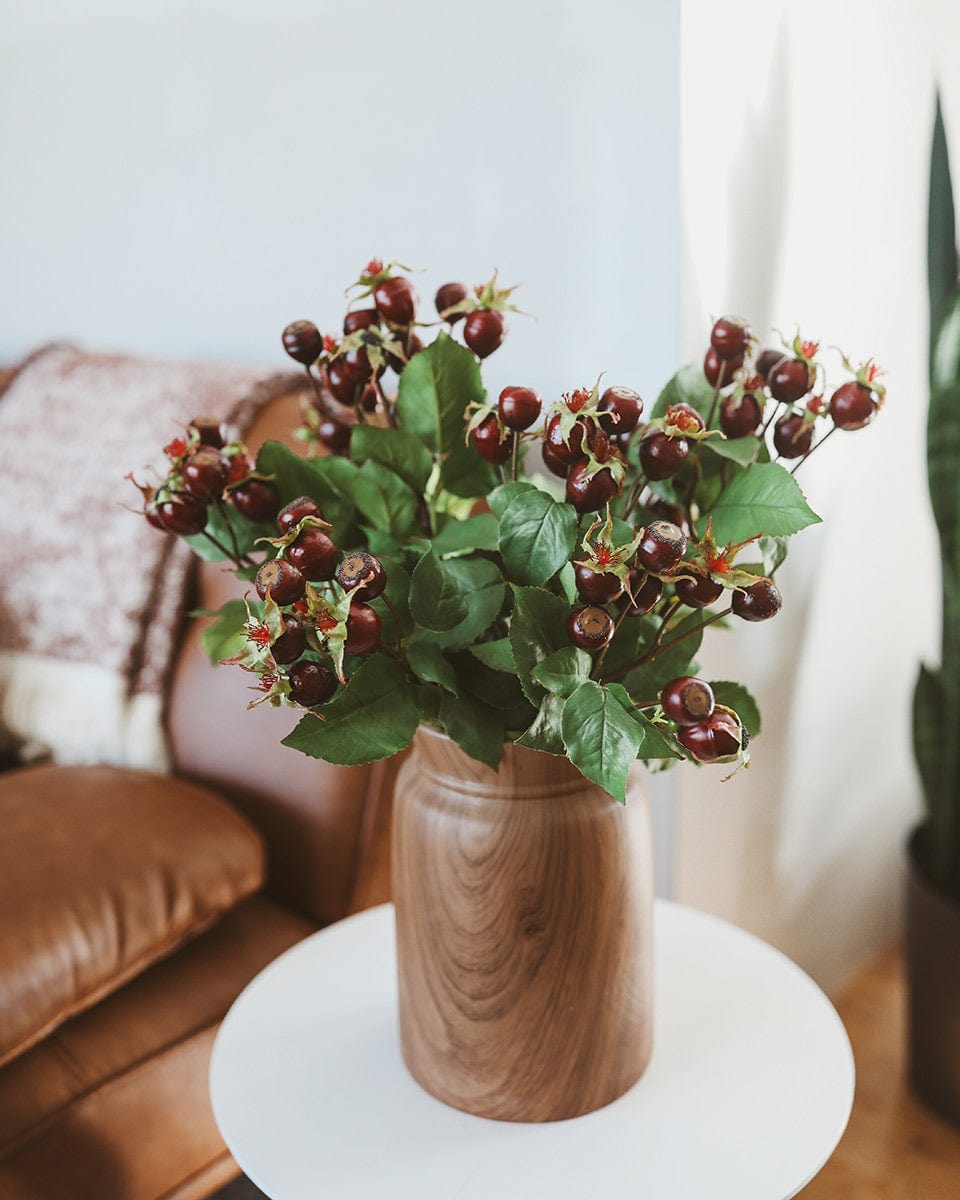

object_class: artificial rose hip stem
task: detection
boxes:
[214,497,249,567]
[790,424,837,474]
[606,604,733,683]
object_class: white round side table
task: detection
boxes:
[210,902,854,1200]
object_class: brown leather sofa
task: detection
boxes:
[0,394,401,1199]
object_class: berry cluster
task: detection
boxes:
[659,677,747,764]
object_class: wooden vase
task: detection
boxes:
[391,725,654,1123]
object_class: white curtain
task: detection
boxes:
[677,0,958,992]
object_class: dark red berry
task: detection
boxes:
[326,358,358,405]
[374,276,417,326]
[646,497,688,531]
[343,308,379,336]
[565,461,619,513]
[574,564,623,604]
[541,440,570,477]
[285,528,338,581]
[661,676,716,726]
[768,357,811,404]
[545,413,590,463]
[182,448,229,502]
[498,386,542,431]
[435,282,468,322]
[598,386,644,434]
[156,493,208,536]
[720,392,763,438]
[278,496,323,533]
[677,712,743,762]
[344,603,382,656]
[282,320,323,365]
[773,413,813,458]
[710,316,751,361]
[674,572,724,608]
[704,346,744,387]
[470,413,514,464]
[567,605,615,651]
[230,479,281,523]
[639,431,689,480]
[144,499,166,531]
[317,417,352,454]
[287,660,337,707]
[337,551,386,601]
[829,381,876,431]
[666,402,706,434]
[622,570,663,616]
[757,348,785,379]
[359,382,382,412]
[340,347,373,385]
[255,559,306,606]
[463,309,505,358]
[637,520,687,573]
[271,616,307,665]
[732,578,782,622]
[189,416,225,448]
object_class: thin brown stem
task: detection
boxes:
[304,365,333,420]
[592,604,631,680]
[381,593,403,650]
[201,528,245,566]
[214,497,247,566]
[706,360,728,428]
[606,604,732,683]
[511,432,520,482]
[790,424,836,474]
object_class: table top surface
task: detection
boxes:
[210,901,854,1200]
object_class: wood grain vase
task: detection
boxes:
[392,726,654,1123]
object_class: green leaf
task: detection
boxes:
[405,638,458,695]
[561,681,644,802]
[623,611,707,698]
[349,424,434,494]
[409,550,469,631]
[281,655,419,765]
[488,481,536,520]
[498,489,578,585]
[708,680,762,737]
[701,461,821,544]
[429,556,505,650]
[651,362,715,422]
[469,638,515,672]
[198,599,249,664]
[929,93,958,368]
[432,513,499,556]
[531,646,592,698]
[350,460,420,539]
[606,683,682,760]
[439,691,505,771]
[759,535,789,577]
[700,436,759,467]
[256,441,362,547]
[515,693,566,755]
[370,558,412,642]
[395,333,497,498]
[509,585,570,705]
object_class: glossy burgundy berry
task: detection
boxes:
[498,386,542,431]
[732,578,782,622]
[674,572,724,608]
[757,348,785,380]
[337,551,386,601]
[677,712,743,763]
[710,316,752,361]
[567,605,615,652]
[647,497,687,530]
[340,347,373,385]
[470,413,514,464]
[622,570,663,616]
[435,282,468,322]
[344,603,382,656]
[271,616,307,665]
[144,498,166,531]
[637,520,687,573]
[317,417,352,454]
[188,416,225,448]
[156,493,208,536]
[541,440,570,477]
[565,461,619,513]
[661,676,716,726]
[545,413,590,463]
[359,382,382,413]
[230,479,281,523]
[773,412,814,459]
[182,448,229,502]
[278,496,323,534]
[598,386,644,434]
[639,431,689,481]
[704,346,744,388]
[829,381,877,431]
[575,564,623,604]
[282,320,324,365]
[373,276,417,326]
[720,392,763,438]
[326,358,358,405]
[343,307,379,336]
[667,402,706,433]
[768,357,811,404]
[463,309,505,358]
[255,559,306,606]
[287,660,337,707]
[285,528,338,581]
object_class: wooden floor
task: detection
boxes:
[800,948,960,1199]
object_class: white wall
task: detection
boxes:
[679,0,958,993]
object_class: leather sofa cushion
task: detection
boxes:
[0,764,265,1070]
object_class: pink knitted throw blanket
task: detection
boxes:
[0,345,304,768]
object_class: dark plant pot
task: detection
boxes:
[906,822,960,1125]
